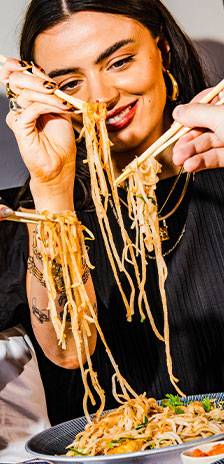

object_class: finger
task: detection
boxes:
[6,101,72,133]
[16,88,73,111]
[187,87,218,105]
[173,103,224,140]
[175,129,203,147]
[0,57,27,84]
[190,88,213,103]
[183,147,224,172]
[31,62,48,79]
[8,70,58,96]
[173,132,222,165]
[0,205,13,220]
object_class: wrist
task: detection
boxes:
[30,178,74,213]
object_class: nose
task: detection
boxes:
[87,73,120,111]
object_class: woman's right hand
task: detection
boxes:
[0,59,77,211]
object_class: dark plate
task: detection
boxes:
[26,393,224,464]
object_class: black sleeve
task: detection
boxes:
[0,221,29,330]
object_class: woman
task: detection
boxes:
[0,0,224,424]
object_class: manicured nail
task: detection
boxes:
[34,64,45,73]
[19,60,32,70]
[43,81,57,90]
[0,207,13,218]
[173,105,183,118]
[19,59,29,67]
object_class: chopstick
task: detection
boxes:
[6,210,56,225]
[115,78,224,185]
[0,54,84,111]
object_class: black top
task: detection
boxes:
[1,168,224,425]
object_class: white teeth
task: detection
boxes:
[107,105,132,124]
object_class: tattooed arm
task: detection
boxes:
[27,224,97,369]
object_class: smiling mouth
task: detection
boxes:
[106,100,138,132]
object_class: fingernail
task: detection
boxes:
[19,60,32,69]
[34,64,45,73]
[43,81,57,90]
[173,105,184,118]
[19,60,29,67]
[0,207,13,218]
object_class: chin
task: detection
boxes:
[110,131,151,155]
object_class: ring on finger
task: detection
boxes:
[5,83,17,99]
[9,98,23,113]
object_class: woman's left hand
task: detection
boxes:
[172,102,224,172]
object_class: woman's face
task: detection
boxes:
[34,11,167,156]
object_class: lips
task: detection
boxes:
[106,100,138,132]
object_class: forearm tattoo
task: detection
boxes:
[32,297,50,324]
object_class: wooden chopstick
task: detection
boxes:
[6,210,55,225]
[115,78,224,185]
[0,54,84,111]
[145,95,224,163]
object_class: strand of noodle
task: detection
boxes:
[83,109,134,319]
[85,300,138,401]
[126,173,165,339]
[60,222,99,419]
[38,221,66,347]
[92,104,163,337]
[126,161,183,394]
[52,218,95,420]
[64,220,137,412]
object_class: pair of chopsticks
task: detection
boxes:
[1,54,224,187]
[6,210,56,225]
[115,79,224,185]
[0,54,84,111]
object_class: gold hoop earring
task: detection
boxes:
[164,69,179,101]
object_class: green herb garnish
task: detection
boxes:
[68,447,87,456]
[136,415,149,430]
[202,397,212,413]
[162,394,184,414]
[108,437,131,448]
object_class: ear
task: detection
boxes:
[156,37,171,69]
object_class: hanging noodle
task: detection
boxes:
[83,102,182,394]
[83,102,163,338]
[37,212,137,422]
[36,101,184,421]
[126,157,183,395]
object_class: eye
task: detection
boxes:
[59,79,82,92]
[109,56,135,70]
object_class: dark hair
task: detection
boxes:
[19,0,208,210]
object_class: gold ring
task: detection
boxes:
[9,98,22,113]
[6,83,17,99]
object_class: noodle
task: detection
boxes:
[37,212,137,422]
[36,101,183,420]
[66,396,224,456]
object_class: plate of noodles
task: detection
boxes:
[26,393,224,464]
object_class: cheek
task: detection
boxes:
[115,59,166,98]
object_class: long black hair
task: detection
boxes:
[18,0,208,210]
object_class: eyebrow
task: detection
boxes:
[48,38,135,78]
